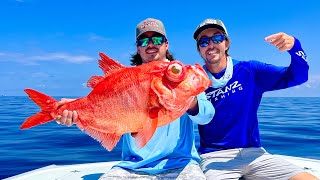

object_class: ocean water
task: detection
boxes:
[1,96,320,179]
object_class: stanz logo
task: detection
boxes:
[295,51,307,61]
[206,81,243,101]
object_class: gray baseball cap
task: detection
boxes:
[193,19,228,40]
[136,18,166,39]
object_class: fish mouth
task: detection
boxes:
[194,64,209,78]
[192,64,212,88]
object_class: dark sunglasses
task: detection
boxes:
[197,34,226,47]
[137,36,166,47]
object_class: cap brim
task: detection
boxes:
[137,30,166,40]
[193,24,226,40]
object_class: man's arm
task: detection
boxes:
[187,92,215,125]
[254,32,308,92]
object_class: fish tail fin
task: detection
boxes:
[20,88,57,129]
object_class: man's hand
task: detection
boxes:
[187,97,199,116]
[264,32,295,51]
[55,98,78,127]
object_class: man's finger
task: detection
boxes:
[270,38,285,47]
[60,110,69,124]
[65,111,73,126]
[57,98,67,107]
[56,115,62,124]
[278,43,292,51]
[264,32,283,42]
[72,111,78,124]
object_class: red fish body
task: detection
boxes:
[21,53,212,151]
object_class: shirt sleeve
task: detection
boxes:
[187,92,215,125]
[252,37,309,92]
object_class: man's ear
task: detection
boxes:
[226,40,230,50]
[137,47,140,54]
[165,41,169,50]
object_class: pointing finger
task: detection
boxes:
[264,32,284,42]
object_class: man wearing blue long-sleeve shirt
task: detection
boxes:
[193,18,318,180]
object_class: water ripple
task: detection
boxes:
[1,97,319,179]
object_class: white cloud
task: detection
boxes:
[303,75,320,89]
[0,52,23,58]
[265,75,320,97]
[31,72,50,78]
[36,84,48,88]
[29,53,95,63]
[88,33,109,42]
[0,52,95,64]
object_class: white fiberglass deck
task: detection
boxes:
[5,155,320,180]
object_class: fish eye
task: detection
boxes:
[165,61,187,82]
[169,63,182,75]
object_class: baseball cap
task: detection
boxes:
[193,19,228,40]
[136,18,166,39]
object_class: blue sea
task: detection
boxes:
[1,96,320,179]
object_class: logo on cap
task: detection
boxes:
[140,21,159,29]
[200,19,218,27]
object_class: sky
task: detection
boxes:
[0,0,319,97]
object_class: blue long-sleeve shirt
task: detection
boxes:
[113,92,215,174]
[198,38,308,154]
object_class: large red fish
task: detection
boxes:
[21,53,212,151]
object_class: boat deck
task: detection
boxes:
[5,155,320,180]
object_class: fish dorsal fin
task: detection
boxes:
[98,52,125,76]
[86,75,105,88]
[86,53,125,88]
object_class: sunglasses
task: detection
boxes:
[197,34,226,47]
[137,36,166,47]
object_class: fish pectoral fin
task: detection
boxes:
[134,118,158,149]
[85,127,121,151]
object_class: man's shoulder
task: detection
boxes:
[233,59,265,68]
[233,59,262,65]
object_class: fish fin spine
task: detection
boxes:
[84,127,121,151]
[98,52,125,76]
[87,75,105,88]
